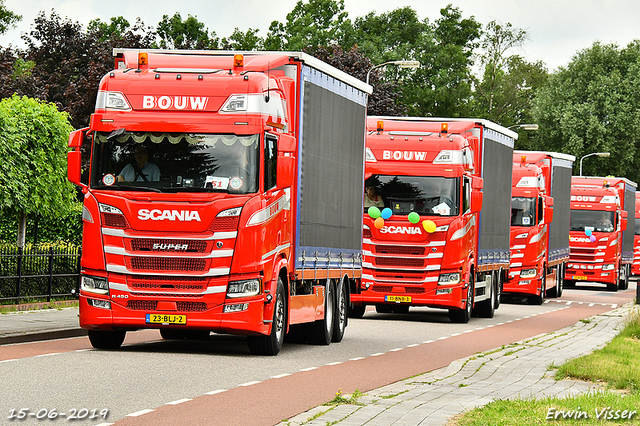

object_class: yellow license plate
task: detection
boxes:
[145,314,187,325]
[572,275,588,281]
[385,295,411,303]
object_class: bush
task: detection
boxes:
[0,202,82,245]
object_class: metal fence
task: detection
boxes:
[0,245,81,303]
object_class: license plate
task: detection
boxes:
[572,275,588,281]
[385,295,411,303]
[145,314,187,325]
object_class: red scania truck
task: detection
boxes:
[350,117,515,323]
[631,193,640,276]
[565,176,636,291]
[505,151,575,304]
[67,49,371,355]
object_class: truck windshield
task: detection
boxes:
[570,209,615,233]
[366,175,459,216]
[511,197,536,226]
[90,132,259,194]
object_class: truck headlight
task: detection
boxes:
[602,264,615,271]
[81,275,109,295]
[520,268,537,279]
[227,279,261,298]
[438,273,461,285]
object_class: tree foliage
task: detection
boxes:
[0,0,20,35]
[0,95,76,245]
[155,13,218,50]
[532,41,640,181]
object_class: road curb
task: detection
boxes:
[0,328,87,345]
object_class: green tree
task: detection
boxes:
[0,95,76,247]
[265,0,353,52]
[221,28,263,50]
[155,13,219,50]
[532,41,640,181]
[0,0,21,35]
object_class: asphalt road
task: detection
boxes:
[0,283,634,426]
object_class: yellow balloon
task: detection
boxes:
[374,217,385,229]
[423,220,436,233]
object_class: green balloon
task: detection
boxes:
[368,206,381,219]
[408,212,420,224]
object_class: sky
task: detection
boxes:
[1,0,639,72]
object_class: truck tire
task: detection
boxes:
[548,265,563,298]
[247,277,286,355]
[449,279,473,323]
[494,269,502,309]
[305,279,335,345]
[88,330,126,349]
[332,277,348,343]
[619,266,629,290]
[528,273,545,305]
[349,304,366,318]
[477,273,496,318]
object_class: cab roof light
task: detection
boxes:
[234,54,244,68]
[521,155,527,165]
[377,120,384,133]
[138,52,148,67]
[441,123,448,134]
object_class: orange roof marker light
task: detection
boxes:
[234,54,244,68]
[138,52,148,67]
[441,123,448,134]
[376,120,384,133]
[521,155,527,165]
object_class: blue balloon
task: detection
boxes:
[381,208,392,220]
[585,229,592,236]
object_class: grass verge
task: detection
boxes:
[451,307,640,425]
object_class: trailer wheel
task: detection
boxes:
[332,276,348,343]
[477,273,496,318]
[306,279,335,345]
[88,330,126,349]
[247,277,286,355]
[449,277,474,323]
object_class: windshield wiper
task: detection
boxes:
[106,184,163,193]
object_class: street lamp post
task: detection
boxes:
[579,152,610,176]
[507,124,539,131]
[366,60,421,86]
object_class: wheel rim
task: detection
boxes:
[465,284,473,317]
[274,295,285,342]
[337,281,346,331]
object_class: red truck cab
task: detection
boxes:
[505,151,574,304]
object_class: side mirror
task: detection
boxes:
[470,191,483,214]
[471,176,483,190]
[621,210,628,231]
[544,195,554,224]
[276,155,295,189]
[68,129,87,187]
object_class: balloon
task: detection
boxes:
[585,229,592,236]
[381,208,392,220]
[423,220,437,233]
[589,235,596,242]
[408,212,420,224]
[374,217,385,229]
[368,206,381,219]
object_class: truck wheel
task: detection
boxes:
[332,277,348,343]
[88,330,126,349]
[306,279,335,345]
[349,304,366,318]
[247,277,286,355]
[477,274,496,318]
[449,279,473,323]
[528,274,545,305]
[494,269,502,309]
[618,266,629,290]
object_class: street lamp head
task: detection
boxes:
[391,60,421,69]
[508,124,539,131]
[596,152,610,158]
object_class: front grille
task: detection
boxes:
[210,216,239,232]
[375,271,425,280]
[129,280,208,291]
[177,302,207,312]
[127,300,158,310]
[134,293,204,298]
[406,287,425,294]
[372,285,393,293]
[375,257,424,268]
[126,239,209,253]
[375,245,425,256]
[128,257,207,272]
